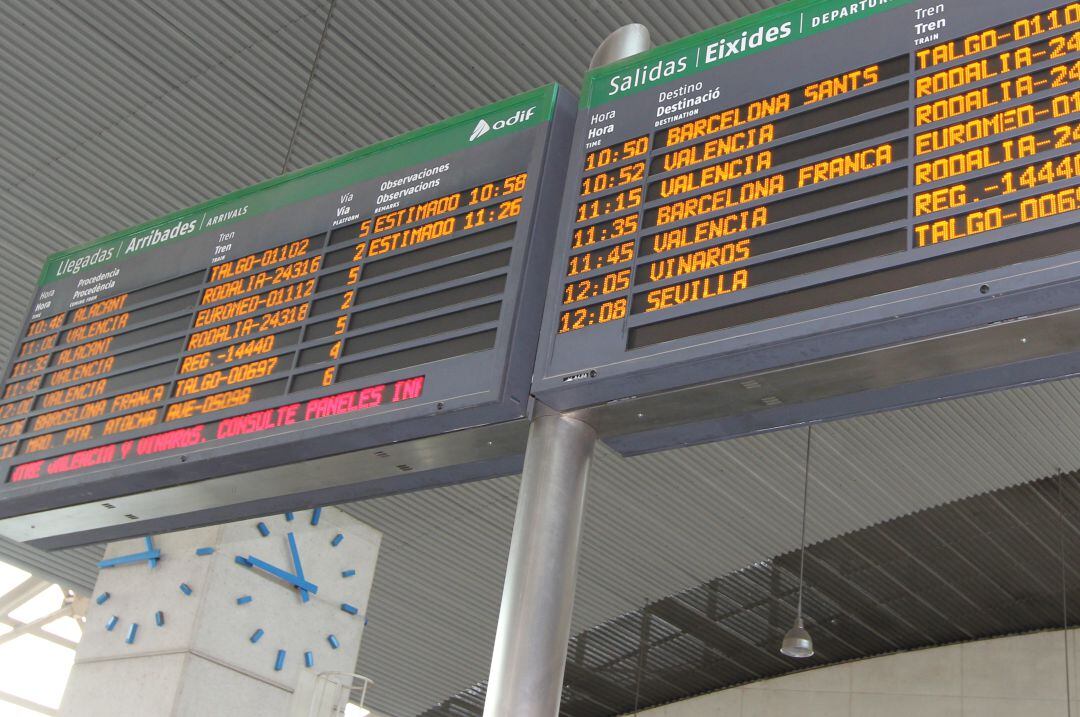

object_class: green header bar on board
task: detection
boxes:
[583,0,912,107]
[40,84,559,285]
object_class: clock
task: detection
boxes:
[82,507,376,685]
[228,507,370,674]
[94,534,189,644]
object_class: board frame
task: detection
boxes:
[0,85,576,548]
[532,0,1080,452]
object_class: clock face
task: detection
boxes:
[94,535,183,645]
[84,508,376,681]
[227,508,370,675]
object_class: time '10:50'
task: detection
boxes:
[583,136,650,172]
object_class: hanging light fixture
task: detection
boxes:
[781,424,815,659]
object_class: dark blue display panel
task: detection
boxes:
[0,86,574,547]
[534,1,1080,436]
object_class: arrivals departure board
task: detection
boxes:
[0,85,571,522]
[534,0,1080,412]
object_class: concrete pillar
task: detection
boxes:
[60,507,380,717]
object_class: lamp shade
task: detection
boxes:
[780,616,814,658]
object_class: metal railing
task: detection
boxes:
[306,672,373,717]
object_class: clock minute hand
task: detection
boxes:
[245,555,319,595]
[97,549,162,569]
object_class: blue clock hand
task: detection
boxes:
[246,555,318,595]
[98,549,162,569]
[144,536,159,568]
[286,532,310,603]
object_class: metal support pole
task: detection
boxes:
[483,24,651,717]
[483,407,596,717]
[588,23,652,69]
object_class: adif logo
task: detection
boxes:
[468,106,537,141]
[469,119,491,141]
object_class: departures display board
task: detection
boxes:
[0,84,571,537]
[534,0,1080,413]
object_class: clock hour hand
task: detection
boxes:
[144,536,159,568]
[286,532,310,603]
[98,549,162,569]
[245,555,318,595]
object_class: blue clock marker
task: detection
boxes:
[304,651,314,668]
[250,629,264,644]
[126,623,138,644]
[257,522,270,537]
[155,611,164,627]
[341,603,359,616]
[106,616,118,631]
[342,569,356,578]
[310,507,321,526]
[96,592,110,605]
[331,533,344,547]
[274,649,286,671]
[237,595,253,605]
[284,511,294,521]
[179,583,193,596]
[195,547,214,556]
[327,634,340,649]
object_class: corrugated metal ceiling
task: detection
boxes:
[2,1,1079,715]
[337,378,1080,714]
[424,470,1080,716]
